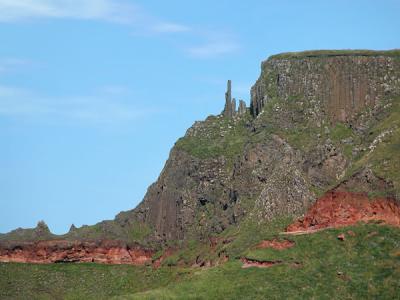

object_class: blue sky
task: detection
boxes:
[0,0,399,234]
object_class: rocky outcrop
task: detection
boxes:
[130,129,314,241]
[241,257,282,268]
[0,240,153,265]
[251,52,400,121]
[238,99,247,115]
[223,80,234,118]
[0,221,55,242]
[222,80,247,117]
[286,190,400,233]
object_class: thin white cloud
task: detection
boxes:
[187,40,240,58]
[0,84,162,124]
[0,0,137,23]
[0,1,240,59]
[0,58,32,74]
[0,0,190,35]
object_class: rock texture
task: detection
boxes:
[251,52,400,121]
[0,240,153,265]
[287,190,400,232]
[222,80,247,117]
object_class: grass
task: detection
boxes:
[350,98,400,198]
[0,263,182,300]
[174,113,252,168]
[121,224,400,299]
[2,223,399,299]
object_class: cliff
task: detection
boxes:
[251,50,400,122]
[125,49,400,242]
[1,49,400,254]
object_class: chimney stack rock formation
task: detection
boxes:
[222,80,247,118]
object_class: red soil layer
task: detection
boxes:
[256,239,295,250]
[287,191,400,232]
[0,240,153,265]
[241,257,282,268]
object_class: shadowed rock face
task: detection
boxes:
[251,55,400,121]
[0,240,153,265]
[130,133,316,241]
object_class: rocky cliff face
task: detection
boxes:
[126,50,400,243]
[251,51,400,121]
[2,50,400,251]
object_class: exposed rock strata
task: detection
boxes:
[287,191,400,232]
[0,240,153,265]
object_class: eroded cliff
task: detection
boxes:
[1,49,400,257]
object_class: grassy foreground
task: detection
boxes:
[1,223,399,300]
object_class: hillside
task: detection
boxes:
[1,223,399,299]
[1,49,400,244]
[72,49,400,244]
[0,50,399,299]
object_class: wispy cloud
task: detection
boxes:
[186,31,240,58]
[0,0,137,23]
[0,84,163,124]
[0,1,239,59]
[0,58,32,74]
[0,0,189,34]
[187,41,239,58]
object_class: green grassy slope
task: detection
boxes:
[1,223,399,300]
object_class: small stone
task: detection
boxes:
[337,233,345,241]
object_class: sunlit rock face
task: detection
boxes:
[0,240,153,265]
[251,53,400,121]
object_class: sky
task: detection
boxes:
[0,0,399,234]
